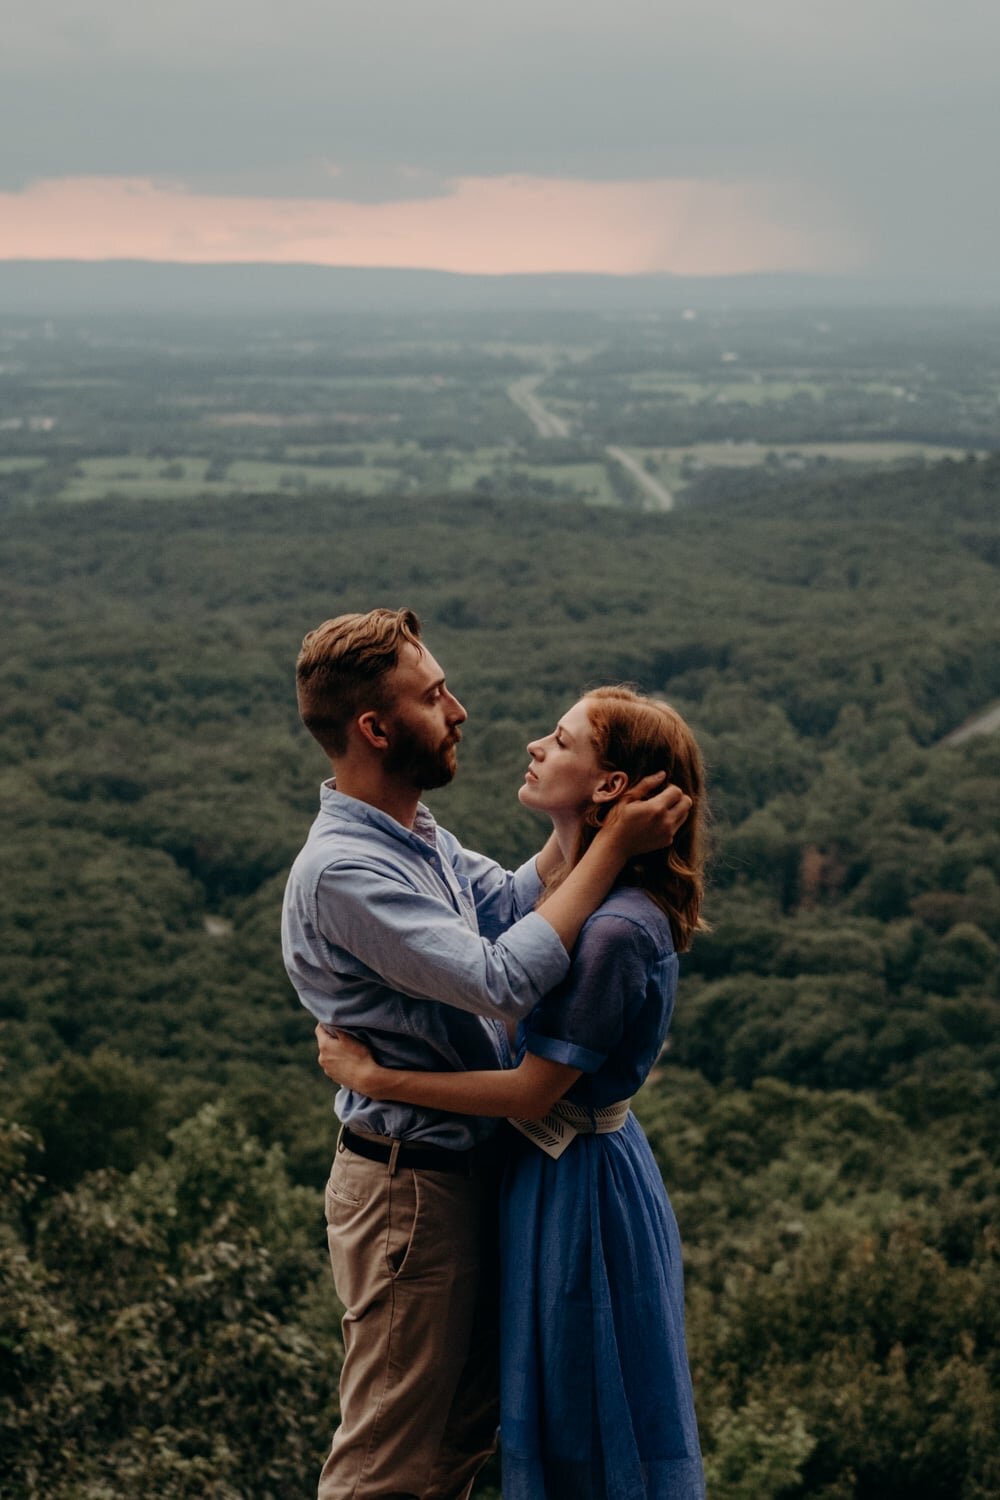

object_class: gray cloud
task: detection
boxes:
[3,0,998,283]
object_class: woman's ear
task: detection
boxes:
[592,770,629,802]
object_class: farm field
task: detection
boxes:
[2,305,997,515]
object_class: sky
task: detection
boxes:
[2,0,997,284]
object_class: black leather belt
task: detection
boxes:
[340,1125,477,1176]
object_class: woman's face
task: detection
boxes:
[518,698,608,820]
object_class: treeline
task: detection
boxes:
[1,458,999,1497]
[542,375,1000,450]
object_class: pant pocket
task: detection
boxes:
[385,1168,420,1279]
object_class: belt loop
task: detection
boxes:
[387,1139,401,1176]
[336,1123,346,1154]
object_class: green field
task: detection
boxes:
[0,456,46,472]
[35,438,986,510]
[627,375,828,403]
[639,440,980,491]
[57,447,622,508]
[446,451,617,504]
[4,307,998,520]
[60,454,412,502]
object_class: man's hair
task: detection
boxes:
[296,608,423,757]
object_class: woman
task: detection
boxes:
[317,686,707,1500]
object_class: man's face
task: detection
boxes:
[382,643,467,790]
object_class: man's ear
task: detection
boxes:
[356,711,389,752]
[592,770,629,802]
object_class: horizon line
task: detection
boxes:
[0,257,951,284]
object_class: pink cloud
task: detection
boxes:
[0,173,862,275]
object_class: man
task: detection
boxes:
[282,607,690,1500]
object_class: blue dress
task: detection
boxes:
[499,887,705,1500]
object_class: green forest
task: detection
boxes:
[2,452,999,1498]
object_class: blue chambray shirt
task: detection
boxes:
[282,782,570,1149]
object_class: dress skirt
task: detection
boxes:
[498,1114,705,1500]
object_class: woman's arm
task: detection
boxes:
[316,1024,580,1120]
[533,774,689,952]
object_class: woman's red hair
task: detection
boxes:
[549,686,708,951]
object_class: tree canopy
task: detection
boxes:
[1,454,998,1498]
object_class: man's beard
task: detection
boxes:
[384,720,459,791]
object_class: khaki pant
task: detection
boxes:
[319,1133,500,1500]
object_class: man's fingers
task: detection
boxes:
[661,792,693,837]
[638,780,689,813]
[625,770,668,801]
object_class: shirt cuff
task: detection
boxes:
[526,1029,607,1073]
[501,909,570,1002]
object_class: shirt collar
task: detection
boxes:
[319,779,440,851]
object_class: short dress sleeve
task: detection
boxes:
[523,912,655,1073]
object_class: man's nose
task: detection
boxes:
[449,694,467,723]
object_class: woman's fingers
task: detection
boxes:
[315,1022,372,1080]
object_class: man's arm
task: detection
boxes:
[451,830,561,941]
[294,860,569,1025]
[289,778,690,1027]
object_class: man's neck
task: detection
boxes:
[330,762,422,830]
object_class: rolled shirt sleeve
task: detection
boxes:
[280,785,572,1148]
[298,861,568,1027]
[447,837,546,940]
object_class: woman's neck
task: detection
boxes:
[550,811,586,864]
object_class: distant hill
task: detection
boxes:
[1,260,996,317]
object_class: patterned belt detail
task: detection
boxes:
[550,1098,632,1133]
[507,1097,633,1158]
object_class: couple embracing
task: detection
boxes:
[282,607,707,1500]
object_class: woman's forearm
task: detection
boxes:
[534,777,690,953]
[534,830,628,951]
[361,1052,581,1120]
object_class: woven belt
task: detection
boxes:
[339,1125,477,1176]
[508,1097,633,1158]
[550,1098,632,1133]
